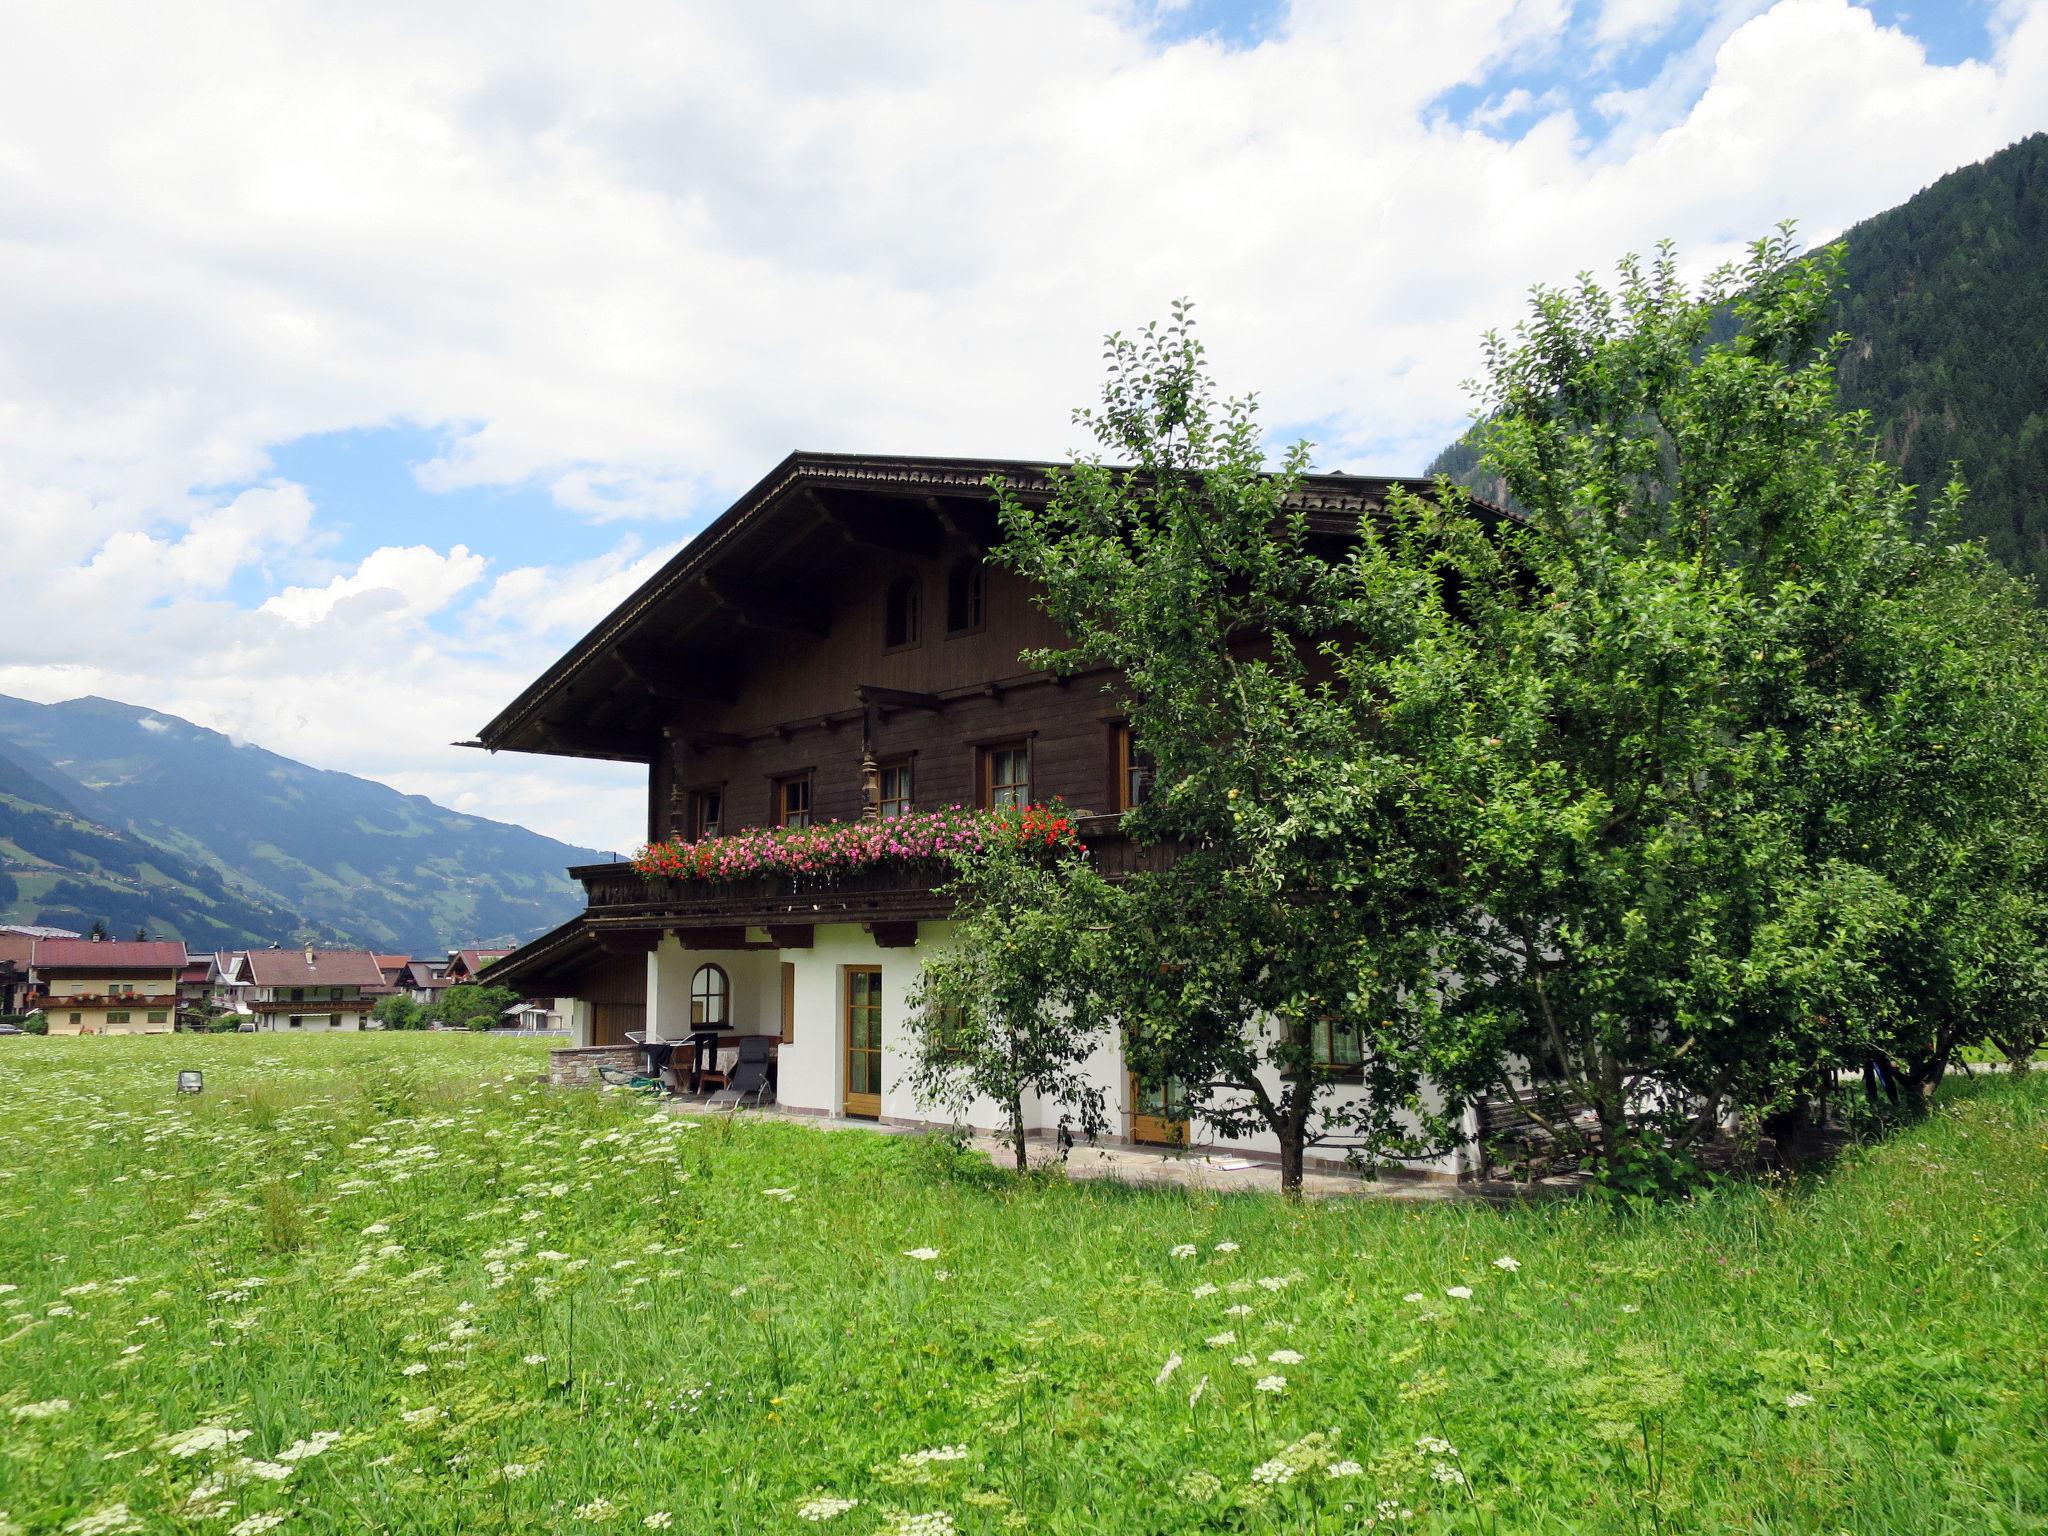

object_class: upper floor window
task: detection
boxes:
[690,964,730,1029]
[1112,723,1154,812]
[879,761,913,818]
[884,572,922,649]
[981,742,1030,810]
[775,772,813,828]
[945,558,986,635]
[687,786,724,841]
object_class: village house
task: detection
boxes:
[477,452,1483,1179]
[0,932,33,1015]
[238,946,386,1031]
[445,947,512,983]
[35,938,188,1035]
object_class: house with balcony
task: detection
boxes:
[36,938,188,1034]
[477,452,1481,1177]
[240,946,385,1030]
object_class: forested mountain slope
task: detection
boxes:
[1429,133,2048,593]
[0,695,605,953]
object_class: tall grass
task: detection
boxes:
[0,1033,2041,1533]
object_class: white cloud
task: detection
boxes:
[0,0,2042,854]
[261,544,488,628]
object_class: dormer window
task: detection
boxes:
[884,572,922,649]
[945,557,985,635]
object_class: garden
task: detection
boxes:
[1,1032,2042,1533]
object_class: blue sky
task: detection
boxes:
[1,0,2039,852]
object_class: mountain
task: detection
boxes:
[1428,132,2048,593]
[0,695,607,954]
[0,744,293,946]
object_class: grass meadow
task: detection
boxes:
[0,1033,2042,1535]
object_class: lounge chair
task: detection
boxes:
[706,1036,775,1110]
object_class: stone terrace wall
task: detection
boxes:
[549,1044,641,1088]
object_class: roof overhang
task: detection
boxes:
[470,450,1456,762]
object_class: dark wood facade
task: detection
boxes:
[476,452,1445,996]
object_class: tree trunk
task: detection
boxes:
[1009,1092,1028,1173]
[1278,1130,1305,1196]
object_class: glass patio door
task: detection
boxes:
[1130,1072,1188,1147]
[844,967,883,1119]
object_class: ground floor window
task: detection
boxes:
[691,964,729,1028]
[1311,1017,1365,1073]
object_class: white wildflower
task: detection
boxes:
[522,1354,548,1366]
[160,1424,253,1458]
[644,1514,673,1529]
[1191,1282,1219,1299]
[227,1512,285,1536]
[64,1507,139,1536]
[1329,1459,1363,1478]
[1784,1391,1815,1409]
[1188,1374,1209,1408]
[1224,1303,1253,1317]
[398,1405,442,1427]
[1403,1291,1427,1303]
[796,1496,858,1522]
[1232,1353,1258,1369]
[902,1248,940,1262]
[276,1432,340,1462]
[1254,1374,1287,1394]
[1445,1286,1473,1300]
[12,1398,70,1420]
[1416,1436,1457,1456]
[1267,1348,1303,1365]
[572,1497,620,1521]
[497,1462,539,1481]
[1249,1455,1296,1486]
[361,1223,389,1235]
[1205,1331,1237,1348]
[897,1445,970,1467]
[1493,1255,1521,1272]
[879,1515,955,1536]
[1169,1243,1197,1259]
[400,1363,429,1377]
[1257,1275,1289,1292]
[234,1459,294,1482]
[1214,1241,1239,1253]
[1154,1351,1183,1386]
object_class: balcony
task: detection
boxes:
[572,814,1177,934]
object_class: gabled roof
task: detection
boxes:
[241,949,386,987]
[447,948,512,979]
[35,939,189,971]
[471,450,1454,760]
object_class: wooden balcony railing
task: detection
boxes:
[572,816,1182,928]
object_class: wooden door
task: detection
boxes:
[844,967,883,1118]
[1130,1072,1189,1147]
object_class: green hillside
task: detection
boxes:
[0,746,292,946]
[1430,132,2048,593]
[0,696,606,953]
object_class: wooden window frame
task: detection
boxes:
[883,570,924,652]
[773,771,814,829]
[146,1009,168,1024]
[944,556,986,637]
[1110,722,1154,813]
[877,758,914,819]
[1309,1017,1367,1080]
[684,786,724,847]
[977,739,1032,810]
[107,1010,131,1025]
[689,963,730,1030]
[843,965,883,1119]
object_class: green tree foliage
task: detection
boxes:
[431,983,518,1031]
[903,834,1119,1171]
[1434,232,2048,1177]
[993,304,1469,1193]
[371,993,427,1031]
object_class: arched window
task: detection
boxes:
[945,557,985,635]
[884,572,922,648]
[689,964,729,1029]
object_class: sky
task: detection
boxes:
[0,0,2043,856]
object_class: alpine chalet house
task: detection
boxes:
[478,453,1479,1178]
[36,938,187,1035]
[240,946,385,1031]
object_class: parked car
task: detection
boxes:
[0,1022,24,1036]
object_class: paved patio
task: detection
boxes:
[660,1096,1570,1202]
